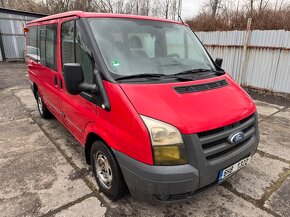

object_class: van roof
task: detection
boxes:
[27,11,185,26]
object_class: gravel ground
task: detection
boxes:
[0,62,289,217]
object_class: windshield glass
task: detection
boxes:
[89,18,215,78]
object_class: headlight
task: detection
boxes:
[141,115,188,165]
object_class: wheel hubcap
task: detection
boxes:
[38,96,43,114]
[95,152,113,189]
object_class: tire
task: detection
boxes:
[90,141,127,200]
[36,90,52,119]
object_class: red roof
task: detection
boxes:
[28,10,185,25]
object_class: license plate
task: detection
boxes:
[218,156,251,183]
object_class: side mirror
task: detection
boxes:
[215,58,223,68]
[63,63,98,95]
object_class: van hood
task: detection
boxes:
[119,74,256,134]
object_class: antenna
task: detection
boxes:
[177,0,184,25]
[178,13,185,25]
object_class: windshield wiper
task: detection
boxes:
[174,69,224,76]
[115,73,166,81]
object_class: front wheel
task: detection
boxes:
[90,141,127,200]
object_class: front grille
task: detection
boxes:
[175,80,229,94]
[206,137,252,160]
[198,114,256,161]
[198,114,254,138]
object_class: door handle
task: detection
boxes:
[54,76,57,86]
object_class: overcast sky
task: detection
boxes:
[182,0,203,19]
[180,0,289,20]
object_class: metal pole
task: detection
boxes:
[238,18,252,85]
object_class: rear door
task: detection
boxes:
[27,23,62,120]
[27,26,42,87]
[38,23,62,119]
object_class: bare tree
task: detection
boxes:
[99,0,114,13]
[164,0,170,19]
[139,0,150,16]
[258,0,270,13]
[274,0,285,11]
[115,0,125,13]
[0,0,5,7]
[210,0,223,18]
[72,0,94,12]
[249,0,255,16]
[188,0,290,31]
[123,0,137,14]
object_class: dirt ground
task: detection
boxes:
[0,62,289,217]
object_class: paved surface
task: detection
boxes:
[0,62,289,217]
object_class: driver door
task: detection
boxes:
[59,19,96,141]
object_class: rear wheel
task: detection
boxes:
[36,90,52,119]
[90,141,127,200]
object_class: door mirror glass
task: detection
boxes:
[63,63,84,95]
[215,58,223,68]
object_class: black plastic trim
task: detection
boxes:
[113,149,199,203]
[175,79,229,94]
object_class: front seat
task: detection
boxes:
[128,36,148,58]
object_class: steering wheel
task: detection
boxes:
[168,53,180,58]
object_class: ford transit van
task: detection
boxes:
[26,11,259,203]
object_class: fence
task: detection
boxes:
[196,30,290,94]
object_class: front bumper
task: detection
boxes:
[114,113,259,203]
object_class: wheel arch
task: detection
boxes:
[85,132,104,165]
[85,132,108,165]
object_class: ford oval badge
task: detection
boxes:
[230,132,245,144]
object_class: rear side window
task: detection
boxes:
[27,27,39,61]
[61,20,93,84]
[39,24,57,71]
[39,27,46,65]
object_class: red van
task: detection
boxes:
[26,11,259,203]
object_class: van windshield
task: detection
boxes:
[89,18,215,78]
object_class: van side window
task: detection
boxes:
[61,20,93,84]
[61,21,75,64]
[39,25,57,71]
[76,22,93,84]
[45,25,57,70]
[27,27,39,61]
[39,27,46,65]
